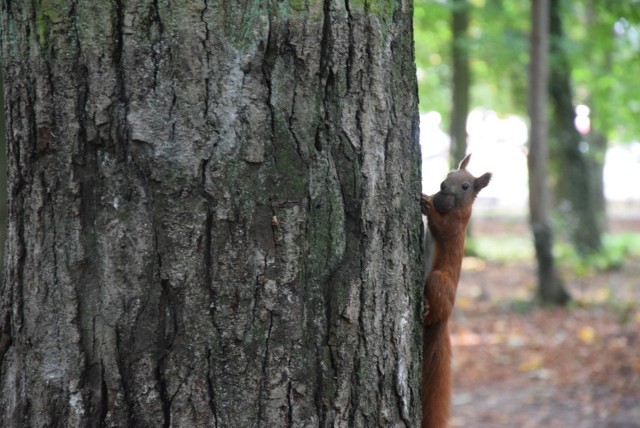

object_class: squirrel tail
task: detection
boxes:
[421,321,452,428]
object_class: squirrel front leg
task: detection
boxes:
[423,271,456,326]
[421,194,455,325]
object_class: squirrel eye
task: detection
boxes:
[462,182,470,190]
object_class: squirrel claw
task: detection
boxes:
[422,299,431,323]
[420,194,432,216]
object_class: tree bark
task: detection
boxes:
[548,0,603,256]
[0,73,6,285]
[528,0,570,305]
[0,1,423,427]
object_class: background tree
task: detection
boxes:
[449,0,471,167]
[548,0,603,256]
[562,0,640,248]
[0,2,423,426]
[528,0,570,305]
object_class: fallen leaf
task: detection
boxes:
[519,355,544,372]
[578,326,596,344]
[457,295,474,310]
[452,328,482,346]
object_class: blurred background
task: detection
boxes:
[415,0,640,425]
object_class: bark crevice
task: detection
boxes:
[205,347,218,425]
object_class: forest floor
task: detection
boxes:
[450,217,640,428]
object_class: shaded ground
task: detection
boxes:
[450,218,640,428]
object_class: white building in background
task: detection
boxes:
[420,108,640,216]
[604,143,640,202]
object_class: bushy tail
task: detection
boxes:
[422,321,452,428]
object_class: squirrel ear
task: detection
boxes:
[458,153,472,170]
[474,172,492,192]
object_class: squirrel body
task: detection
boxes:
[421,154,491,428]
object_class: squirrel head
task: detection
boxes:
[432,154,492,215]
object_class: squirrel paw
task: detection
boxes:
[420,194,432,216]
[422,299,431,323]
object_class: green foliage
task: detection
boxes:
[413,0,530,118]
[471,0,530,114]
[563,0,640,141]
[414,0,452,118]
[414,0,640,142]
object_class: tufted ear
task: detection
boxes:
[458,153,472,170]
[474,172,492,193]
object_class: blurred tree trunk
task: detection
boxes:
[581,0,608,237]
[449,0,476,243]
[528,0,570,305]
[449,0,470,168]
[584,127,607,233]
[0,2,423,426]
[548,0,603,256]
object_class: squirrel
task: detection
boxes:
[420,153,491,428]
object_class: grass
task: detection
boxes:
[467,232,640,274]
[466,234,533,262]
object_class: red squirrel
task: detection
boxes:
[420,153,491,428]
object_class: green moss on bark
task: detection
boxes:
[36,0,69,47]
[348,0,396,20]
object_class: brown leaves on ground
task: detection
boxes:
[450,249,640,427]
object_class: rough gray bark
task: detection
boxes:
[0,73,6,285]
[527,0,570,305]
[0,1,423,427]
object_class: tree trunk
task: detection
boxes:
[448,0,470,168]
[548,0,603,256]
[585,128,607,233]
[528,0,570,305]
[0,73,6,285]
[0,2,423,427]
